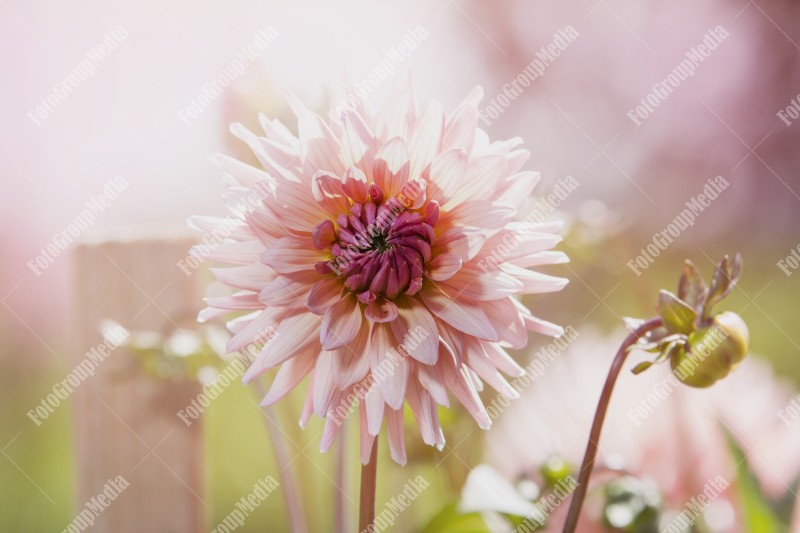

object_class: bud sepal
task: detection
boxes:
[626,254,749,388]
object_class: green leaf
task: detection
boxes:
[705,254,743,315]
[725,429,788,532]
[658,290,697,335]
[421,503,491,533]
[656,339,682,365]
[773,474,800,526]
[631,361,653,375]
[678,259,708,311]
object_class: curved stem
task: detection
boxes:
[562,317,662,533]
[252,380,309,533]
[359,436,379,532]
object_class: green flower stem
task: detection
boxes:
[359,436,379,532]
[253,380,309,533]
[563,317,663,533]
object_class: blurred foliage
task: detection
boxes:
[725,430,792,533]
[421,503,489,533]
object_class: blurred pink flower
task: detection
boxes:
[194,72,568,464]
[483,329,800,531]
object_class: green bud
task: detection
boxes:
[539,455,574,488]
[669,311,749,388]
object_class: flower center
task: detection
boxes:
[315,181,438,301]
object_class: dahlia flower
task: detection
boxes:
[483,329,800,531]
[193,72,568,464]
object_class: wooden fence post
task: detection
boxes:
[71,234,205,532]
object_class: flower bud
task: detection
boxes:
[540,455,573,488]
[669,311,749,388]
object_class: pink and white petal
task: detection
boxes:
[227,306,287,353]
[440,201,516,233]
[299,373,314,429]
[426,148,468,204]
[199,239,265,265]
[246,209,286,244]
[495,171,541,209]
[518,250,570,267]
[211,263,275,292]
[260,348,317,405]
[229,123,299,183]
[407,100,444,180]
[471,127,491,155]
[463,339,519,399]
[265,180,332,233]
[319,407,345,452]
[465,366,484,393]
[343,166,369,203]
[492,234,564,266]
[259,114,300,150]
[417,356,450,407]
[523,313,565,338]
[426,253,462,281]
[208,153,272,188]
[370,323,409,410]
[286,93,345,177]
[320,293,363,350]
[197,306,232,323]
[489,137,523,154]
[359,403,377,464]
[437,322,464,365]
[481,341,525,378]
[259,270,319,307]
[313,219,336,250]
[502,264,569,294]
[442,267,523,301]
[507,220,564,235]
[481,298,528,350]
[390,298,439,365]
[365,383,384,436]
[442,87,481,152]
[433,226,487,263]
[442,360,491,430]
[205,292,262,311]
[307,277,344,315]
[340,111,378,182]
[332,327,371,389]
[189,215,251,241]
[447,154,507,208]
[373,138,410,198]
[385,408,407,465]
[313,350,337,417]
[221,185,270,216]
[312,171,350,216]
[261,236,328,274]
[365,298,398,323]
[243,312,322,379]
[432,403,446,450]
[373,70,417,142]
[504,149,531,175]
[258,137,304,177]
[406,377,437,445]
[255,136,303,183]
[419,285,499,342]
